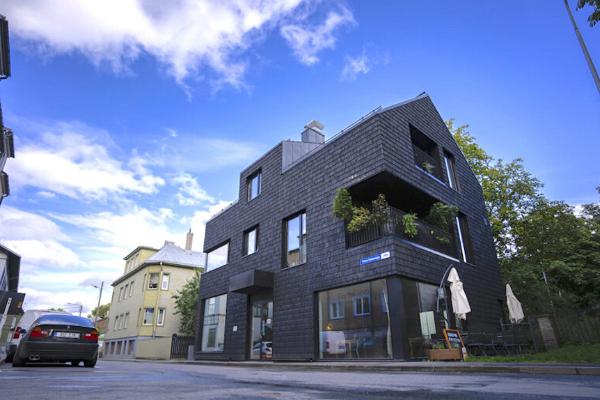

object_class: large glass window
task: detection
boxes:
[201,294,227,352]
[318,279,391,360]
[206,242,229,272]
[456,215,474,264]
[156,308,166,326]
[443,151,459,190]
[243,226,258,256]
[247,170,261,201]
[161,273,170,290]
[283,211,307,268]
[403,279,449,358]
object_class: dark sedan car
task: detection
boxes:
[12,314,99,368]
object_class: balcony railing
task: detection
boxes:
[412,144,442,180]
[345,206,457,258]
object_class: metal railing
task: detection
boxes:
[345,206,457,257]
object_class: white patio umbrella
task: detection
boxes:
[506,283,524,323]
[447,267,471,320]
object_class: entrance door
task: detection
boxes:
[250,294,273,360]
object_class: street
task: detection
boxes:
[1,361,599,399]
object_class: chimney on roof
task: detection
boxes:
[301,120,325,144]
[185,229,193,251]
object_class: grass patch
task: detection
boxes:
[466,344,600,364]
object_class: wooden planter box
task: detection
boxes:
[426,348,462,361]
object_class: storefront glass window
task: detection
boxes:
[318,279,391,359]
[201,294,227,352]
[403,279,449,358]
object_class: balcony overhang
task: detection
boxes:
[229,269,274,294]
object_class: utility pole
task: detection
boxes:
[564,0,600,94]
[92,282,104,325]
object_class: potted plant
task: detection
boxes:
[421,161,435,174]
[402,213,418,238]
[426,341,462,361]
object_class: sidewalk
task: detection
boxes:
[109,358,600,376]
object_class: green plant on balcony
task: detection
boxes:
[424,202,459,243]
[421,161,435,174]
[333,189,391,233]
[402,213,419,238]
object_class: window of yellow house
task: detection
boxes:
[161,273,170,290]
[143,308,154,325]
[148,273,159,289]
[156,308,166,326]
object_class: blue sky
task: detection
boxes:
[0,0,598,312]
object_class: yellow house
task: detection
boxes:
[104,233,204,359]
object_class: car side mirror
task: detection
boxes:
[20,329,26,335]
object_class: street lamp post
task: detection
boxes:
[91,282,104,325]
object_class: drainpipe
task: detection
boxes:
[152,262,163,338]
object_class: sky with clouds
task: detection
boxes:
[0,1,598,314]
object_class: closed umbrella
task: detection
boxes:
[506,283,524,324]
[447,267,471,320]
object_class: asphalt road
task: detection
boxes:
[1,360,599,399]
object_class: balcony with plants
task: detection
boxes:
[334,172,459,259]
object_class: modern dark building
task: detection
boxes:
[195,93,503,361]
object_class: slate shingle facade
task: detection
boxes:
[195,94,503,361]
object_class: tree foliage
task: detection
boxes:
[172,271,200,336]
[448,119,600,315]
[447,119,543,260]
[88,303,110,319]
[577,0,600,26]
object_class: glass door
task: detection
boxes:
[250,295,273,360]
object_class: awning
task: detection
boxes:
[229,270,274,294]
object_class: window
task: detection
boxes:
[143,307,155,325]
[247,170,261,201]
[161,273,170,290]
[456,215,474,264]
[243,226,258,256]
[124,284,129,299]
[329,299,344,319]
[119,287,124,301]
[283,211,307,268]
[443,151,459,190]
[410,125,443,180]
[129,281,134,297]
[353,294,371,316]
[156,308,166,326]
[201,294,227,352]
[148,273,159,289]
[123,313,129,329]
[206,242,229,272]
[118,314,124,330]
[113,316,119,331]
[318,279,391,359]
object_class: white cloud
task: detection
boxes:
[281,5,355,65]
[341,52,370,80]
[152,134,266,173]
[37,191,57,199]
[7,121,165,200]
[20,286,105,316]
[3,240,80,268]
[173,173,215,206]
[51,206,183,254]
[1,0,309,87]
[0,206,79,267]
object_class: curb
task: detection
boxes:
[100,358,600,376]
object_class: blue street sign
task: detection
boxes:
[359,251,390,265]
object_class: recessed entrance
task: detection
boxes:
[249,293,273,360]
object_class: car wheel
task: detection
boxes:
[84,358,97,368]
[12,353,25,367]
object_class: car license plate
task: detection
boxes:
[54,331,80,339]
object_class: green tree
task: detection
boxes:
[88,303,110,319]
[577,0,600,26]
[447,119,543,260]
[172,271,201,336]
